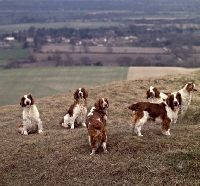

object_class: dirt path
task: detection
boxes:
[127,67,200,80]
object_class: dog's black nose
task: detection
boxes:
[149,92,154,97]
[174,101,178,106]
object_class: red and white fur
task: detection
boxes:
[128,93,182,136]
[174,82,197,115]
[19,94,43,135]
[147,86,168,103]
[60,87,88,129]
[86,98,109,155]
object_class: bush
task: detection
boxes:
[4,59,20,69]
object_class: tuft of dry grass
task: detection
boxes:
[0,70,200,186]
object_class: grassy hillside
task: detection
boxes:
[0,66,128,106]
[0,70,200,185]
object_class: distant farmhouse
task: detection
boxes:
[4,37,15,41]
[26,37,34,43]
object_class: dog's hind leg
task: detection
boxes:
[162,118,171,135]
[100,130,108,153]
[88,132,98,155]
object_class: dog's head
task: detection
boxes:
[183,82,197,93]
[74,87,88,100]
[20,94,34,108]
[94,98,109,111]
[146,86,160,99]
[166,92,182,111]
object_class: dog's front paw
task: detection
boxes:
[162,130,171,136]
[62,123,70,129]
[23,131,28,136]
[38,130,43,134]
[90,149,96,155]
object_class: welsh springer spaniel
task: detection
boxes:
[19,94,43,135]
[147,86,168,103]
[128,93,182,136]
[60,87,88,129]
[86,98,109,155]
[175,82,197,115]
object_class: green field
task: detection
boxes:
[0,42,29,66]
[0,66,128,106]
[0,21,120,34]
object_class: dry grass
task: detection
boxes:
[0,71,200,186]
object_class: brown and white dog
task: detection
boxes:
[128,93,182,136]
[60,87,88,129]
[147,86,168,103]
[174,82,197,115]
[86,98,109,155]
[19,94,43,135]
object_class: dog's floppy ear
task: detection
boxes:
[74,89,79,100]
[94,98,100,110]
[20,96,25,107]
[104,98,109,107]
[82,87,88,99]
[166,94,173,108]
[154,87,160,98]
[28,93,34,105]
[176,92,182,105]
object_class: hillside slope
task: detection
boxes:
[0,70,200,186]
[127,67,200,80]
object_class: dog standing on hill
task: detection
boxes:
[86,98,109,155]
[128,93,182,136]
[146,86,168,103]
[174,82,197,115]
[60,87,88,129]
[19,94,43,135]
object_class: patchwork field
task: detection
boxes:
[1,66,200,106]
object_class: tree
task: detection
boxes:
[69,37,76,53]
[29,48,37,62]
[65,54,74,66]
[116,56,132,66]
[135,56,146,66]
[82,42,90,53]
[69,44,75,53]
[53,50,62,66]
[28,26,36,37]
[4,58,20,69]
[23,41,29,49]
[79,56,91,66]
[94,61,103,66]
